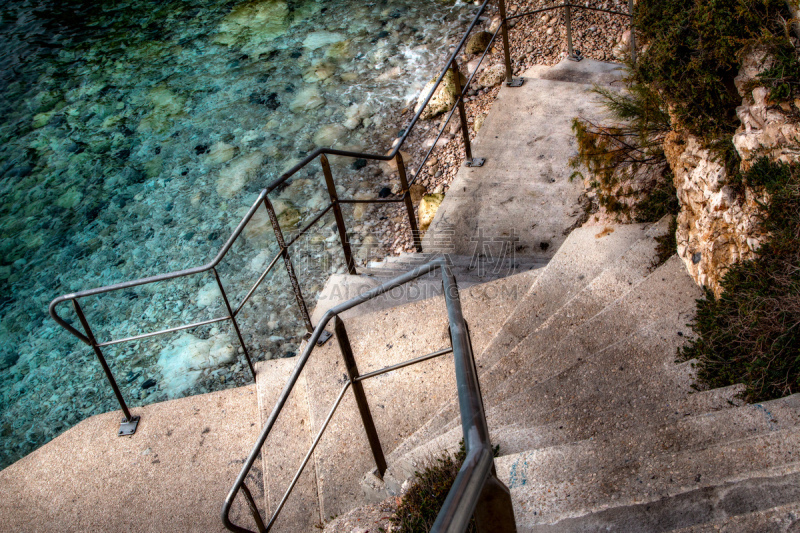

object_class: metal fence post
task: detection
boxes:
[395,151,424,253]
[72,299,140,436]
[474,473,517,533]
[333,316,387,477]
[565,4,583,61]
[451,60,484,168]
[628,0,636,64]
[212,267,257,380]
[262,197,314,334]
[497,0,523,87]
[320,154,357,275]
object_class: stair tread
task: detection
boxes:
[255,358,320,533]
[301,270,539,518]
[666,500,800,532]
[497,426,800,528]
[391,393,800,492]
[527,471,800,533]
[386,223,675,463]
[312,256,543,324]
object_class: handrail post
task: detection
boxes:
[262,197,313,334]
[451,60,485,170]
[240,482,267,533]
[320,154,357,275]
[333,316,387,478]
[565,4,583,61]
[497,0,514,85]
[395,152,424,252]
[474,474,517,533]
[213,267,257,381]
[72,299,140,436]
[628,0,636,65]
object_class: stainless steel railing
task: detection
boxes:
[221,258,516,533]
[48,0,633,449]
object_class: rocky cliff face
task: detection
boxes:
[666,50,800,296]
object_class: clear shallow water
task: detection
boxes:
[0,0,474,469]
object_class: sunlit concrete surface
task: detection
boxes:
[0,385,262,532]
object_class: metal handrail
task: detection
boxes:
[222,258,516,532]
[48,0,634,440]
[221,3,635,531]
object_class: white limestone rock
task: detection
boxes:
[157,333,237,398]
[216,151,265,199]
[289,87,326,113]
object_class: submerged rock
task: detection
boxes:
[313,124,347,147]
[206,142,238,165]
[289,87,326,113]
[303,31,346,50]
[157,333,236,398]
[137,87,187,133]
[214,0,290,50]
[216,151,265,198]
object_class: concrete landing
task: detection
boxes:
[423,58,623,260]
[0,386,262,533]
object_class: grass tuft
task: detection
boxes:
[391,441,499,533]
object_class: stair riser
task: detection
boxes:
[525,472,800,533]
[497,429,800,528]
[385,225,659,461]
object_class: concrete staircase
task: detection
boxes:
[252,216,800,532]
[249,58,800,532]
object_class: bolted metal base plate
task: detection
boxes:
[316,330,333,346]
[465,158,486,167]
[119,415,140,436]
[568,51,584,62]
[506,78,524,87]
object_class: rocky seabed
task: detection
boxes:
[0,0,477,468]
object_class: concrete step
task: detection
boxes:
[380,325,702,495]
[255,357,320,532]
[384,238,685,465]
[495,426,800,529]
[0,386,263,532]
[422,59,624,260]
[475,223,651,373]
[528,472,800,533]
[310,254,544,324]
[386,393,800,500]
[475,215,673,404]
[667,501,800,532]
[300,270,540,519]
[364,252,548,279]
[376,256,702,493]
[525,57,625,86]
[485,255,702,420]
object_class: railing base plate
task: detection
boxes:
[316,330,333,346]
[568,51,584,62]
[119,416,140,436]
[466,158,486,167]
[506,78,524,87]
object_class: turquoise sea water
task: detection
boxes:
[0,0,473,469]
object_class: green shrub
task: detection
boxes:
[571,81,676,222]
[633,0,795,143]
[680,159,800,402]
